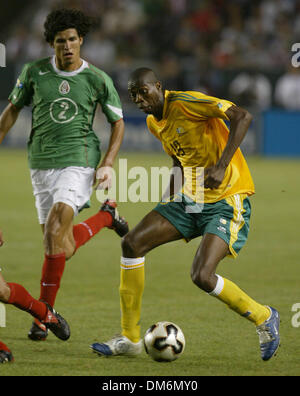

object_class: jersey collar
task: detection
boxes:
[51,56,88,76]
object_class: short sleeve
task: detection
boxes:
[8,63,33,108]
[98,74,123,123]
[169,91,234,121]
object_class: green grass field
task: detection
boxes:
[0,149,300,377]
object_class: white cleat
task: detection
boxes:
[90,335,142,357]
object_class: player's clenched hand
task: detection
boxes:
[94,166,113,190]
[0,229,4,247]
[204,165,226,189]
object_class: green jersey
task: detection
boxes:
[8,56,123,169]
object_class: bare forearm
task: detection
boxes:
[0,103,20,144]
[100,119,125,167]
[204,106,252,189]
[218,106,252,169]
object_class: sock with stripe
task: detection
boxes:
[73,211,113,251]
[209,275,270,326]
[120,257,145,343]
[7,283,48,321]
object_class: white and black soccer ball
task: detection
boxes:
[144,321,185,362]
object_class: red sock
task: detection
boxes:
[7,283,47,322]
[0,341,10,352]
[73,211,112,251]
[39,253,66,307]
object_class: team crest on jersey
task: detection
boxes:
[59,80,70,95]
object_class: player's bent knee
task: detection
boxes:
[0,284,10,303]
[121,232,145,258]
[190,266,216,293]
[121,233,138,257]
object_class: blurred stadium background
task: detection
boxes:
[1,0,300,156]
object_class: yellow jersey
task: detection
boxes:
[146,90,255,203]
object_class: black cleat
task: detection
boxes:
[28,320,48,341]
[42,303,70,341]
[100,199,129,237]
[0,348,14,364]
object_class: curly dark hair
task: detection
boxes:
[44,8,93,43]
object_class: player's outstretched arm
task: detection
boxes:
[218,105,252,169]
[95,118,125,190]
[0,103,21,144]
[204,105,252,189]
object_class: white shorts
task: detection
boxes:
[30,166,95,224]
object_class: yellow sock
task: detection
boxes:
[209,275,270,326]
[119,257,145,343]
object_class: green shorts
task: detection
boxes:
[154,193,251,258]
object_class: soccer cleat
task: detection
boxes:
[28,304,70,341]
[0,346,13,364]
[91,335,142,357]
[42,303,71,341]
[256,306,280,361]
[100,199,129,237]
[28,319,48,341]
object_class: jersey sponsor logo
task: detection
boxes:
[50,97,78,124]
[59,80,70,95]
[39,70,50,75]
[217,225,227,234]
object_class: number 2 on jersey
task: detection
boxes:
[58,101,69,120]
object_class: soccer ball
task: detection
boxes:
[144,321,185,362]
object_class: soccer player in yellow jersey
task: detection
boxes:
[91,68,280,361]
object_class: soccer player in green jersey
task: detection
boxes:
[0,9,128,341]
